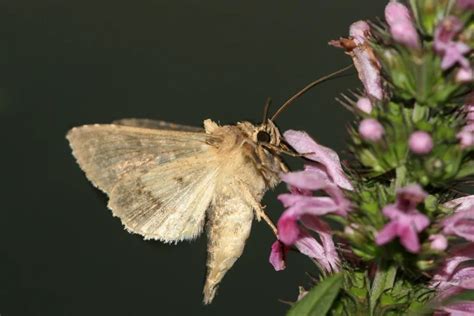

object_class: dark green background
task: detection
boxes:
[0,1,385,315]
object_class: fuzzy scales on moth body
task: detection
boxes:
[66,118,288,304]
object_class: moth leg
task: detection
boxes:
[237,180,277,236]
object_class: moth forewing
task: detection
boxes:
[66,118,287,304]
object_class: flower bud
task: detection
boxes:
[359,118,384,142]
[456,67,474,83]
[409,131,434,154]
[350,20,370,45]
[385,2,420,49]
[356,97,373,114]
[429,234,448,251]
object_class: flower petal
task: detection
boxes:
[283,130,353,190]
[399,224,421,253]
[444,195,474,212]
[376,221,399,245]
[301,216,340,272]
[269,240,287,271]
[443,301,474,315]
[280,170,331,191]
[294,231,333,272]
[277,213,300,245]
[444,210,474,241]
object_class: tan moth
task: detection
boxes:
[66,67,351,304]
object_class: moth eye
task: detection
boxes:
[257,130,271,143]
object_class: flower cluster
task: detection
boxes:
[271,1,474,315]
[269,130,352,273]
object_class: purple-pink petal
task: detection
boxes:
[441,42,470,70]
[353,46,384,100]
[457,0,474,10]
[434,16,464,52]
[433,244,474,282]
[283,130,353,190]
[411,211,430,232]
[376,221,399,245]
[385,2,420,49]
[443,301,474,315]
[398,224,421,253]
[280,170,331,191]
[269,241,287,271]
[444,195,474,212]
[294,232,333,272]
[301,216,340,272]
[443,210,474,241]
[377,184,429,253]
[350,20,370,45]
[384,2,412,26]
[277,214,300,245]
[397,184,428,206]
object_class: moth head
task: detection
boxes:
[254,120,281,146]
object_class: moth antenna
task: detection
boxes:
[270,64,354,121]
[262,97,272,123]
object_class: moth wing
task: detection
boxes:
[67,124,219,241]
[203,186,255,304]
[113,118,204,132]
[66,124,212,193]
[108,153,219,241]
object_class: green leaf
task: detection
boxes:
[369,265,397,315]
[287,274,344,316]
[456,160,474,179]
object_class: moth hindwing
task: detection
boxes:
[66,118,287,303]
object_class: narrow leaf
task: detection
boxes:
[287,273,344,316]
[369,265,397,314]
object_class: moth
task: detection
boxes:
[66,67,350,304]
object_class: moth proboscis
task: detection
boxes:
[66,65,352,303]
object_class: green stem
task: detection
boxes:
[395,165,407,190]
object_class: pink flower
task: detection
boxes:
[359,118,384,141]
[444,195,474,211]
[434,16,464,53]
[429,234,448,251]
[434,16,471,75]
[376,184,430,253]
[356,97,373,114]
[432,244,474,287]
[329,21,383,100]
[442,302,474,315]
[271,130,352,273]
[457,0,474,10]
[457,94,474,148]
[409,131,433,154]
[431,245,474,312]
[443,209,474,242]
[385,2,420,49]
[284,130,353,190]
[441,42,471,70]
[294,230,340,273]
[277,167,350,244]
[269,241,288,271]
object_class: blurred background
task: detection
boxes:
[0,1,385,315]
